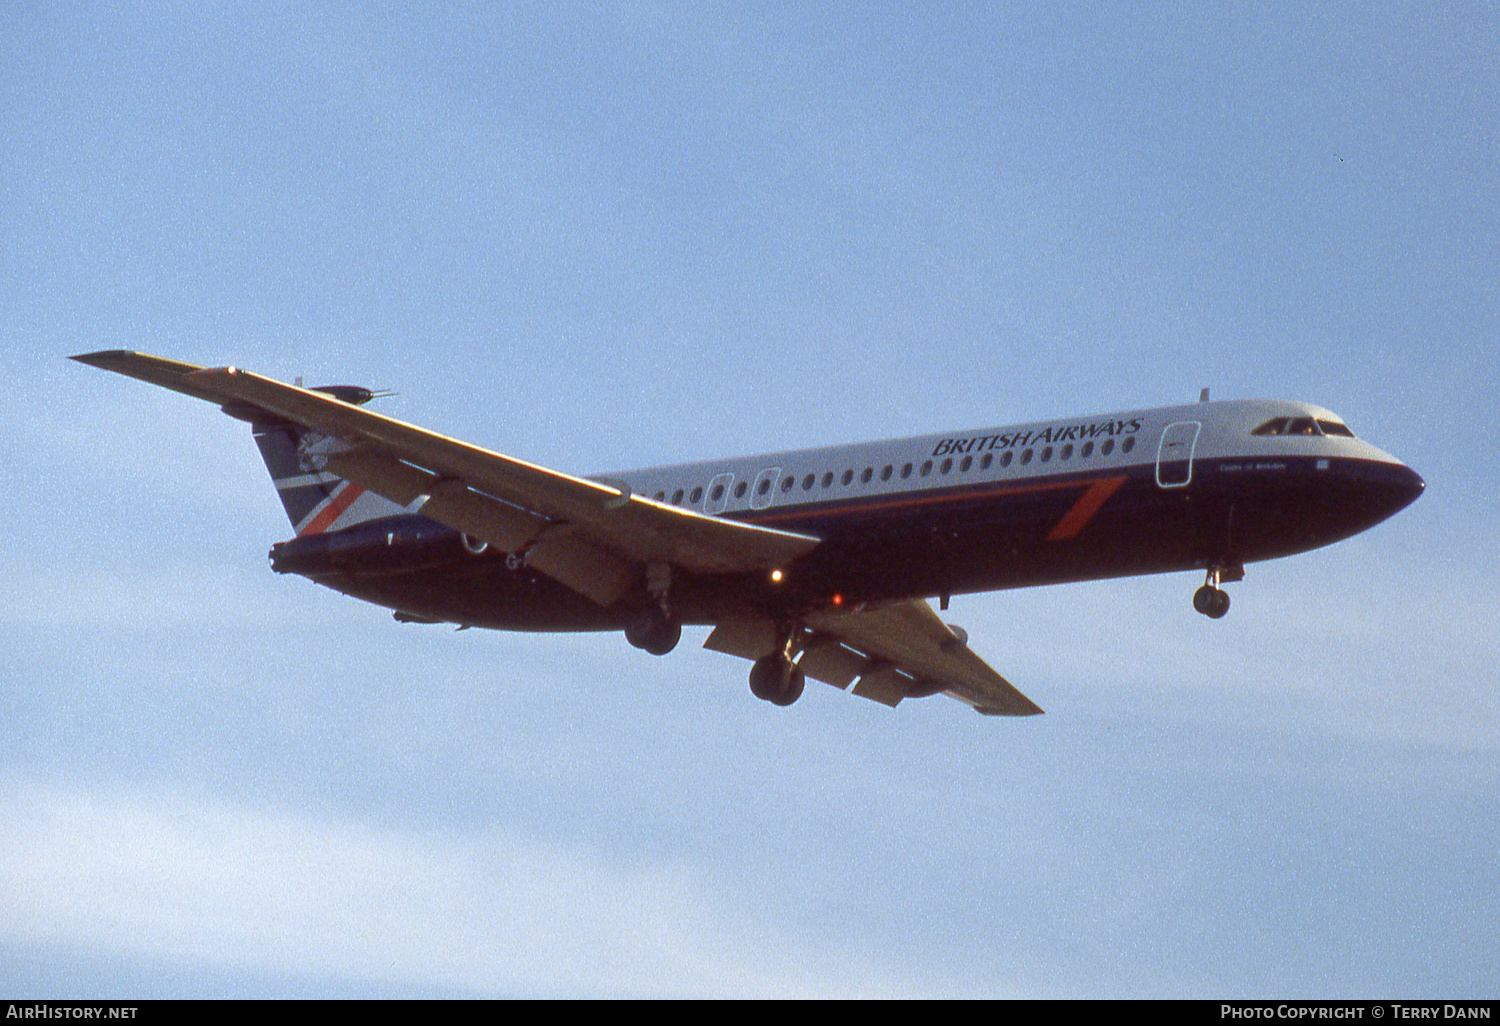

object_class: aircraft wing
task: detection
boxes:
[73,351,820,606]
[704,600,1043,716]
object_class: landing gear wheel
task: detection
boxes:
[625,609,681,655]
[748,655,805,707]
[1193,585,1230,619]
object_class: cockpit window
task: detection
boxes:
[1252,416,1356,438]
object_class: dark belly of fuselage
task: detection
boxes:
[278,455,1423,631]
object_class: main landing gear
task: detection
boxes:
[749,654,805,706]
[749,623,805,707]
[625,605,681,655]
[1193,564,1240,619]
[624,562,681,656]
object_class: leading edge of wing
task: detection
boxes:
[72,350,221,403]
[180,364,821,575]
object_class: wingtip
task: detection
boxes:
[70,349,135,365]
[975,702,1045,717]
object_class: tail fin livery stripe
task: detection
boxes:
[297,481,369,536]
[277,484,337,527]
[255,425,340,526]
[276,472,339,491]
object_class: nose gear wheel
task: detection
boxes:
[1193,565,1233,619]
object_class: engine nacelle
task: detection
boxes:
[269,515,480,577]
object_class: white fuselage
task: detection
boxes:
[610,399,1409,520]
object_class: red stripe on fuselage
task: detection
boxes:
[298,482,367,536]
[1046,475,1128,540]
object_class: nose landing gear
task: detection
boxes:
[1193,584,1230,619]
[1193,564,1239,619]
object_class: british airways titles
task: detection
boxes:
[930,418,1144,458]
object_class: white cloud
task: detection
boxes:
[0,779,947,998]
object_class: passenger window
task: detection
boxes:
[822,472,834,488]
[671,489,684,504]
[1000,450,1013,467]
[960,456,972,472]
[901,463,913,479]
[920,460,933,476]
[1122,436,1136,453]
[654,491,665,501]
[1040,446,1052,462]
[690,487,703,504]
[881,465,893,481]
[1101,439,1115,456]
[1081,441,1093,458]
[734,481,748,498]
[758,478,772,496]
[781,476,793,492]
[803,474,815,490]
[1021,448,1033,465]
[940,458,952,474]
[980,453,992,470]
[1060,443,1073,460]
[841,469,854,486]
[710,484,725,501]
[861,467,873,484]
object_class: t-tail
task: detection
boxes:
[69,351,405,536]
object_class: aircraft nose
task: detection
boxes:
[1394,463,1425,511]
[1362,461,1424,527]
[1329,458,1424,537]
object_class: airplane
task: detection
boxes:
[73,351,1424,716]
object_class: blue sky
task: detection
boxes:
[2,1,1496,997]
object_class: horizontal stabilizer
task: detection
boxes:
[72,351,226,405]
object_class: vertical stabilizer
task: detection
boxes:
[250,418,407,535]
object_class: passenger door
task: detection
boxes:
[1155,421,1201,488]
[703,472,736,514]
